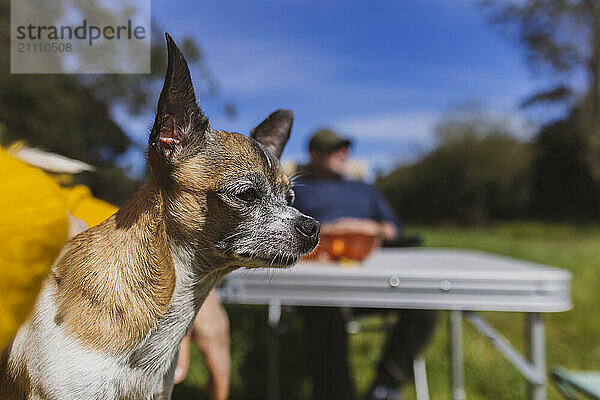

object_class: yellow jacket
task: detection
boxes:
[0,148,117,348]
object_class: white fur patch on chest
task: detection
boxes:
[8,243,221,400]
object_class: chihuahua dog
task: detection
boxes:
[0,33,319,400]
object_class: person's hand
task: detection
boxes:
[321,218,398,242]
[174,334,191,385]
[174,289,230,400]
[321,217,382,236]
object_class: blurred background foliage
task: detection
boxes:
[376,0,600,225]
[0,0,224,205]
[378,110,533,224]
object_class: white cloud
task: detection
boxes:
[201,38,334,94]
[335,111,440,144]
[334,107,536,146]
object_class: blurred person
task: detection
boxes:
[0,144,229,400]
[293,129,438,400]
[0,146,70,349]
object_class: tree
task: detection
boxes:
[531,114,600,218]
[481,0,600,194]
[377,110,532,224]
[0,0,227,205]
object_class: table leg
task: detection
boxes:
[267,301,282,400]
[527,313,546,400]
[413,354,430,400]
[450,310,466,400]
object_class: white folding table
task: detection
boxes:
[217,248,572,400]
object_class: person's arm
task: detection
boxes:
[379,221,398,242]
[320,217,396,241]
[371,187,401,241]
[174,289,230,400]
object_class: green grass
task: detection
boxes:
[175,222,600,399]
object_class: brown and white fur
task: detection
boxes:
[0,33,319,400]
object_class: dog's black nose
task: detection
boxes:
[295,216,320,239]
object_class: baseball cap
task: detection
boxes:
[308,129,352,151]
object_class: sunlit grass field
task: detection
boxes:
[174,222,600,399]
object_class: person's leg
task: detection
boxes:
[299,306,355,400]
[369,310,439,398]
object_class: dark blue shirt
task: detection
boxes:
[293,177,402,233]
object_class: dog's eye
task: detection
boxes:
[286,190,295,205]
[236,188,259,203]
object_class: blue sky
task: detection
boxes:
[117,0,544,177]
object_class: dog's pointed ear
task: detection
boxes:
[251,109,294,159]
[149,33,209,164]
